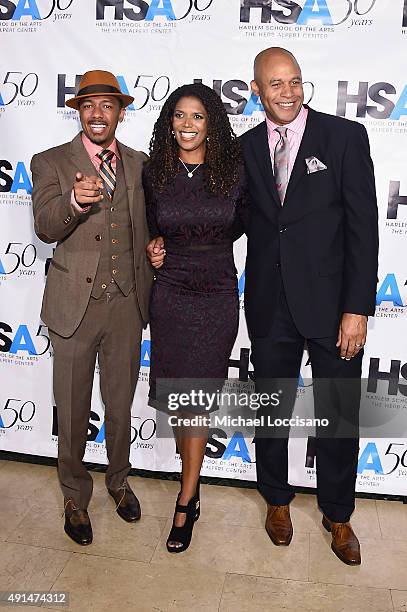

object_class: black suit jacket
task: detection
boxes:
[241,107,379,338]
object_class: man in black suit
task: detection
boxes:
[241,47,378,565]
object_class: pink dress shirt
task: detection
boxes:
[81,132,120,172]
[266,105,308,180]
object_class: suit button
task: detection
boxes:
[95,235,102,241]
[279,226,286,233]
[275,262,281,268]
[86,277,92,283]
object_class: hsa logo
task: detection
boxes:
[240,0,374,25]
[387,181,407,220]
[357,442,383,474]
[0,322,49,355]
[336,82,407,120]
[96,0,214,20]
[52,405,105,442]
[140,339,151,367]
[206,429,254,462]
[0,160,32,194]
[376,274,406,308]
[0,0,73,20]
[194,78,314,116]
[193,78,264,116]
[306,439,388,472]
[368,358,407,397]
[358,441,407,476]
[241,0,333,24]
[96,0,177,20]
[238,270,245,297]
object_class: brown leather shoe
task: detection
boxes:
[322,515,361,565]
[108,479,141,523]
[64,499,93,546]
[265,504,293,546]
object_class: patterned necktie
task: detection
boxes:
[97,149,116,200]
[274,126,289,204]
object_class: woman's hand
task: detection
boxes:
[146,236,166,269]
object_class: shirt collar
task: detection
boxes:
[81,132,120,160]
[266,105,308,137]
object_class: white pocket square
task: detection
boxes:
[305,156,327,174]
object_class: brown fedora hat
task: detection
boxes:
[65,70,134,109]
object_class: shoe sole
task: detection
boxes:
[166,543,189,554]
[322,517,361,566]
[116,509,141,523]
[64,525,92,546]
[265,524,293,546]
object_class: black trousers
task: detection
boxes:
[252,287,361,523]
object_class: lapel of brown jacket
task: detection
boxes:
[68,133,105,225]
[69,132,98,178]
[117,141,137,225]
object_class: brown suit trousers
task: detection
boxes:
[50,287,143,507]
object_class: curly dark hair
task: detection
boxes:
[148,83,241,197]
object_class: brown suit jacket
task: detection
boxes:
[31,133,153,338]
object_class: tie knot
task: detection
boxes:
[98,149,114,163]
[275,126,288,137]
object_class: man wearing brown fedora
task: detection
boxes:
[31,70,153,545]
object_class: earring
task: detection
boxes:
[171,130,175,135]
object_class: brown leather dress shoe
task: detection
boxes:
[322,515,361,565]
[265,504,293,546]
[64,500,93,546]
[108,479,141,523]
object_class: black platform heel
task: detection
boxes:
[179,476,201,521]
[194,478,200,521]
[166,494,198,553]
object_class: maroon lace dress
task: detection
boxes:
[143,162,248,412]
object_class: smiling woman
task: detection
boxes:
[171,96,208,164]
[146,82,242,197]
[143,83,249,555]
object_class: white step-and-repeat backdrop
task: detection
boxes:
[1,0,406,496]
